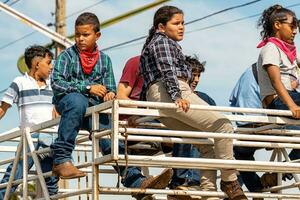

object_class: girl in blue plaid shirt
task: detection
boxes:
[140,5,247,200]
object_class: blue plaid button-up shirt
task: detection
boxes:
[51,45,116,104]
[140,32,191,101]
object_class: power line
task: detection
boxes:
[102,0,263,52]
[0,31,35,50]
[103,1,300,52]
[0,0,107,51]
[0,88,6,94]
[185,0,261,25]
[66,0,107,19]
[184,2,300,35]
[8,0,20,6]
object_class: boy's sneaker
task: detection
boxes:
[220,180,248,200]
[133,169,173,200]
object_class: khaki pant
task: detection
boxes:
[147,81,237,195]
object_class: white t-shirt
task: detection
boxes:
[2,73,53,128]
[257,42,300,101]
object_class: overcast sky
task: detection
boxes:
[0,0,300,199]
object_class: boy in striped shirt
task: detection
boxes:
[0,45,59,198]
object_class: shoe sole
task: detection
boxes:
[143,168,173,189]
[134,169,173,200]
[53,171,86,179]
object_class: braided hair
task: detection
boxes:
[258,4,296,40]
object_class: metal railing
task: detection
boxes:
[0,99,300,199]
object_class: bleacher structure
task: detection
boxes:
[0,99,300,199]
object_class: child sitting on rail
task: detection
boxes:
[0,45,59,198]
[257,5,300,117]
[140,5,247,200]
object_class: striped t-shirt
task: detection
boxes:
[2,73,53,128]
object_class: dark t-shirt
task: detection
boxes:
[194,91,216,106]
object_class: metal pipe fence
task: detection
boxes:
[0,99,299,199]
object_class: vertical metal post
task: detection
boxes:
[270,149,277,161]
[277,149,282,200]
[77,151,81,200]
[85,150,90,200]
[4,134,23,200]
[25,128,50,200]
[280,149,300,190]
[22,129,28,199]
[111,100,119,160]
[92,110,100,200]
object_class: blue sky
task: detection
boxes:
[1,0,300,132]
[0,1,300,198]
[2,0,300,132]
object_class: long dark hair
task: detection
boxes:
[142,5,183,50]
[258,4,296,40]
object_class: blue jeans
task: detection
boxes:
[169,143,201,188]
[235,91,300,192]
[234,145,300,192]
[268,90,300,110]
[0,133,59,198]
[100,138,146,187]
[51,93,146,188]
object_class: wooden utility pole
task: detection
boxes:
[56,4,68,199]
[55,0,66,56]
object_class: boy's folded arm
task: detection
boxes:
[52,77,91,95]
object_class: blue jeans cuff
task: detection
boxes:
[53,158,71,165]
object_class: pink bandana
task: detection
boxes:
[257,37,296,64]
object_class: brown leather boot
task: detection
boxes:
[133,168,173,200]
[260,173,278,189]
[221,180,248,200]
[52,161,86,179]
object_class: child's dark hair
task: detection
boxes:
[24,45,53,69]
[258,4,297,40]
[143,6,183,50]
[75,12,100,32]
[186,55,205,74]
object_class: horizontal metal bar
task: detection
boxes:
[36,188,92,200]
[111,155,300,173]
[117,100,293,116]
[98,187,300,199]
[118,135,300,149]
[119,128,300,143]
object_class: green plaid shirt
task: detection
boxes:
[51,45,116,104]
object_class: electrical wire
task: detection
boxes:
[66,0,108,19]
[103,1,300,52]
[185,0,261,25]
[0,31,36,50]
[102,0,263,51]
[0,88,6,95]
[0,0,107,50]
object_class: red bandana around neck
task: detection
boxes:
[257,37,296,64]
[79,46,99,74]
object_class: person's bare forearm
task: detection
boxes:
[117,93,131,100]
